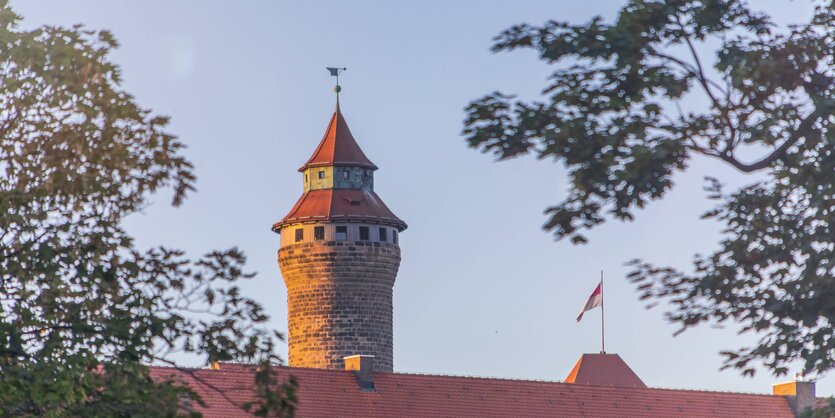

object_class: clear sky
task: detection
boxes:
[13,0,831,396]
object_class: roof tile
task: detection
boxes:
[151,365,795,418]
[565,353,647,388]
[273,189,407,231]
[299,110,377,172]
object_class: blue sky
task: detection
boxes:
[13,0,831,395]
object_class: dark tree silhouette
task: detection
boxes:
[0,2,294,416]
[464,0,833,377]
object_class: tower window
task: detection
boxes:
[305,174,308,183]
[336,226,348,240]
[342,170,349,179]
[379,227,387,242]
[314,226,324,240]
[294,228,304,242]
[318,170,325,179]
[393,230,398,244]
[359,226,369,241]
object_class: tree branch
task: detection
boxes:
[715,110,821,173]
[673,17,743,154]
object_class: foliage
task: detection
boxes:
[464,0,834,376]
[0,2,293,416]
[802,397,835,418]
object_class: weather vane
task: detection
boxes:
[327,67,347,107]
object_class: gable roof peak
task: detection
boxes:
[564,352,646,388]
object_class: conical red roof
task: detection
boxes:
[299,109,377,172]
[565,353,646,388]
[273,189,407,231]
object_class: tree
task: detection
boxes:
[464,0,833,377]
[802,397,835,418]
[0,3,294,416]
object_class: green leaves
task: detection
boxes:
[466,0,834,377]
[0,3,293,416]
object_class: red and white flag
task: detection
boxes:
[576,282,602,322]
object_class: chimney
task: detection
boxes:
[344,355,375,392]
[773,374,816,416]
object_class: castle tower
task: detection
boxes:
[273,99,406,372]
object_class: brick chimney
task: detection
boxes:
[344,355,375,392]
[773,374,816,416]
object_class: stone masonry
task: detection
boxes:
[273,104,406,373]
[279,240,401,371]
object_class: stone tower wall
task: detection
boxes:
[278,239,401,371]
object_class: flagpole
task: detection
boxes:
[600,270,605,354]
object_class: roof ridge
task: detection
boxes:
[371,370,787,397]
[149,364,789,397]
[326,188,334,218]
[325,111,338,165]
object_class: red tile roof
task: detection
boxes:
[151,365,795,418]
[273,189,407,232]
[299,110,377,172]
[565,353,647,388]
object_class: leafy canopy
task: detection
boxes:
[0,2,294,416]
[464,0,833,376]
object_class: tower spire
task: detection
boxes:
[274,85,406,372]
[327,67,347,111]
